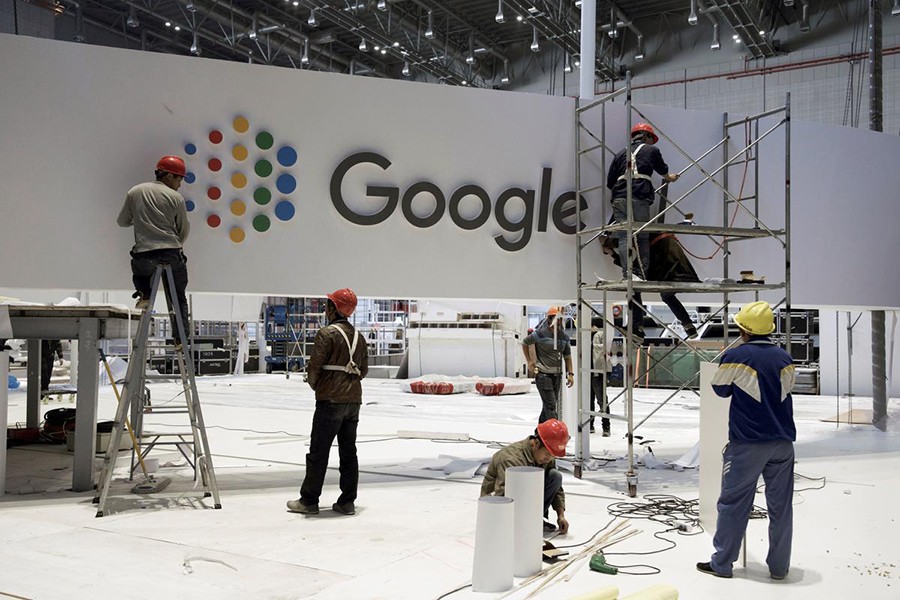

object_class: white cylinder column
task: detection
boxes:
[472,496,515,592]
[506,466,544,577]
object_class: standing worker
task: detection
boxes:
[480,419,570,534]
[234,322,251,376]
[118,156,191,344]
[288,288,368,516]
[697,301,796,580]
[589,317,612,436]
[523,307,574,423]
[606,123,680,282]
[40,339,64,393]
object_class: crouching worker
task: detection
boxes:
[480,419,570,534]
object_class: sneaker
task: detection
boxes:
[696,562,732,578]
[286,499,319,514]
[332,502,356,515]
[135,298,150,310]
[543,520,557,533]
[770,572,788,581]
[602,429,611,438]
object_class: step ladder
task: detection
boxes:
[93,264,221,517]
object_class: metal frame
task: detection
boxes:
[574,74,791,496]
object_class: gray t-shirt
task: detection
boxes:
[118,181,190,253]
[523,325,571,374]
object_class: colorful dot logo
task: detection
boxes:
[182,114,298,244]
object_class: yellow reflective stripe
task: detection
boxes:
[780,365,796,400]
[713,363,761,402]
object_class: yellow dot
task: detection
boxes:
[231,173,247,189]
[232,145,248,161]
[230,200,246,216]
[230,227,246,244]
[233,116,250,134]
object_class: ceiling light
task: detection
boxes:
[377,0,387,10]
[308,9,317,26]
[126,8,139,28]
[186,1,196,13]
[732,34,739,40]
[635,35,644,61]
[174,25,181,31]
[190,31,199,55]
[248,14,258,40]
[501,60,510,84]
[711,22,721,50]
[425,10,434,39]
[359,37,367,51]
[563,54,572,73]
[466,34,475,64]
[301,39,309,64]
[380,48,387,54]
[293,1,298,5]
[688,0,698,25]
[374,45,381,50]
[461,80,468,86]
[402,61,410,76]
[165,21,171,27]
[893,0,900,15]
[530,26,539,52]
[496,0,504,23]
[516,14,523,22]
[799,3,810,32]
[393,41,399,47]
[573,55,580,67]
[759,30,765,36]
[575,0,582,6]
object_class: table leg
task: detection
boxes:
[26,339,41,428]
[73,319,99,492]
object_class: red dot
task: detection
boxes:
[208,158,222,172]
[208,186,221,200]
[209,130,223,144]
[207,214,221,228]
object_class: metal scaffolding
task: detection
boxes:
[573,73,792,496]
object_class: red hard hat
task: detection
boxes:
[156,155,187,177]
[536,419,569,458]
[327,288,358,318]
[631,123,658,144]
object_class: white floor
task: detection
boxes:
[2,374,898,600]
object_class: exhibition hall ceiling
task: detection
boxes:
[47,0,823,86]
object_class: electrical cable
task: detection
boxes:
[434,582,471,600]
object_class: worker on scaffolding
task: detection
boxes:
[480,419,570,534]
[697,301,796,580]
[600,233,699,339]
[523,307,574,423]
[606,123,680,282]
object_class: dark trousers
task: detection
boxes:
[711,440,794,577]
[535,373,562,423]
[131,248,190,342]
[543,468,563,518]
[300,402,361,506]
[660,292,692,328]
[589,374,610,432]
[40,343,55,392]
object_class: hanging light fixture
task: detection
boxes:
[688,0,698,25]
[425,10,434,39]
[893,0,900,16]
[710,22,721,50]
[530,26,539,52]
[359,37,367,51]
[635,35,644,61]
[402,61,410,76]
[301,39,310,65]
[495,0,504,24]
[501,59,510,84]
[563,54,572,73]
[377,0,387,10]
[248,13,258,40]
[126,7,139,28]
[573,54,580,67]
[466,34,475,64]
[190,31,200,55]
[186,1,196,13]
[308,8,317,27]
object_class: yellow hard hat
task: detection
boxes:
[734,301,775,335]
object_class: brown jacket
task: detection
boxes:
[479,438,565,512]
[306,319,368,403]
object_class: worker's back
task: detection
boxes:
[118,181,189,252]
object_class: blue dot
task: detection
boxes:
[186,200,195,212]
[277,146,298,167]
[274,200,295,221]
[184,143,197,155]
[276,173,296,194]
[185,172,196,184]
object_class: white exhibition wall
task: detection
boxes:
[1,33,898,310]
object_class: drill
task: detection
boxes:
[589,551,618,575]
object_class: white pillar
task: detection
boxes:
[472,496,515,592]
[579,0,597,100]
[506,466,544,577]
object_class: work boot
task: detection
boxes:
[696,562,732,578]
[602,429,610,438]
[135,298,150,310]
[684,324,698,339]
[332,502,356,515]
[770,570,788,581]
[286,499,319,514]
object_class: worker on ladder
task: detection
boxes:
[117,155,191,344]
[606,123,680,282]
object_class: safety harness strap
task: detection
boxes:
[617,143,653,182]
[321,324,362,376]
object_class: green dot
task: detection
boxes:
[255,159,273,178]
[256,131,274,150]
[253,214,271,233]
[253,187,272,205]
